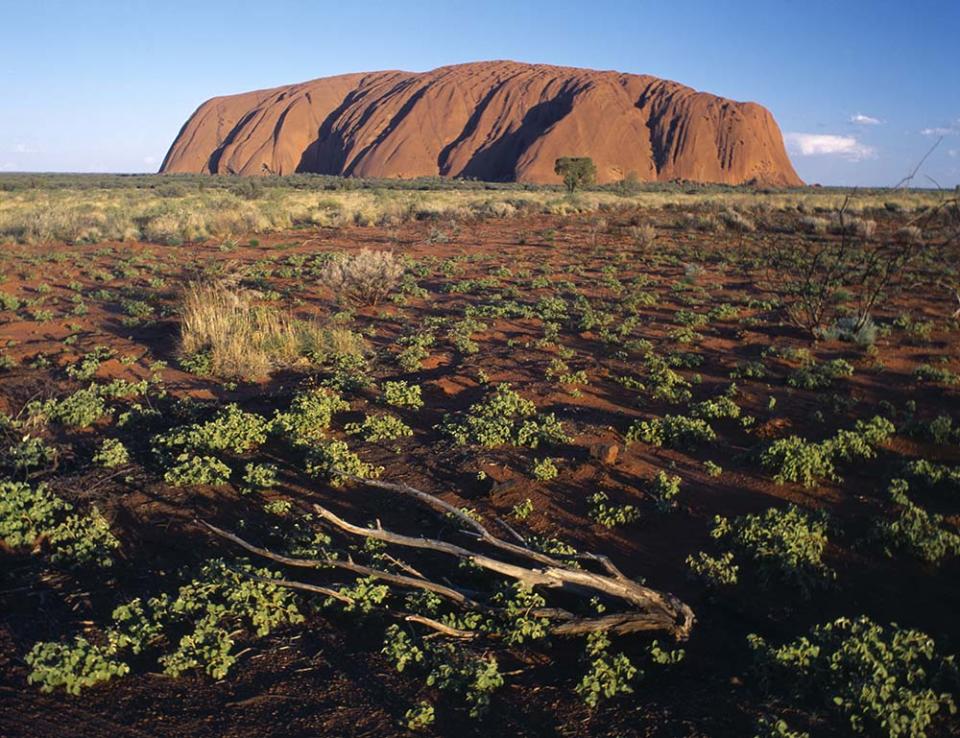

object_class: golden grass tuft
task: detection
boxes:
[179,282,365,379]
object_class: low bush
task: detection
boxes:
[749,615,957,738]
[318,249,404,306]
[440,384,568,449]
[626,414,716,449]
[0,481,119,568]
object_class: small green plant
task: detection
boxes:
[575,631,638,708]
[441,383,568,449]
[28,386,109,429]
[3,434,58,473]
[914,363,959,386]
[93,438,129,468]
[511,497,534,520]
[382,380,424,409]
[626,414,716,449]
[530,457,558,481]
[762,416,894,487]
[163,454,232,487]
[703,460,723,477]
[787,358,854,390]
[404,701,436,731]
[873,479,960,565]
[344,413,413,442]
[650,471,681,512]
[65,346,113,381]
[589,491,639,528]
[0,481,119,568]
[395,332,435,372]
[26,638,130,695]
[26,560,304,692]
[273,389,350,446]
[686,550,739,588]
[242,462,278,491]
[306,439,382,486]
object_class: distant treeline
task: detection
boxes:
[0,172,829,196]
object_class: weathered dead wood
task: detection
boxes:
[199,469,695,640]
[309,501,693,639]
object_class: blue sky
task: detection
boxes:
[1,0,958,186]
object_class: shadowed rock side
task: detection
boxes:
[161,61,802,186]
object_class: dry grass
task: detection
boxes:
[0,181,949,246]
[179,282,365,379]
[318,249,404,306]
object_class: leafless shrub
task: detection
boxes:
[318,249,404,306]
[720,209,756,233]
[765,200,919,335]
[676,213,721,232]
[829,214,876,239]
[799,216,829,235]
[895,225,923,244]
[628,224,657,250]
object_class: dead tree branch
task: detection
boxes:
[199,473,695,641]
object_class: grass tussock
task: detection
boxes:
[179,283,365,379]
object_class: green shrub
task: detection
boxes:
[626,414,716,449]
[650,471,682,512]
[306,439,382,486]
[28,386,108,429]
[686,551,739,588]
[589,491,639,528]
[749,616,957,738]
[344,413,413,442]
[0,481,119,567]
[3,435,58,473]
[155,404,271,455]
[530,457,558,481]
[93,438,129,468]
[273,388,349,446]
[26,638,130,695]
[441,384,568,449]
[382,380,424,409]
[711,506,833,596]
[761,416,894,487]
[787,358,854,390]
[914,364,959,386]
[575,632,638,708]
[163,453,231,487]
[26,560,304,691]
[873,480,960,565]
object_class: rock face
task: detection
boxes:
[161,61,802,187]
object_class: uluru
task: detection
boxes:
[161,61,802,187]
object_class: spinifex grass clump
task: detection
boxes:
[179,282,365,379]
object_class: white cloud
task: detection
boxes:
[949,149,959,158]
[11,143,37,154]
[143,155,158,165]
[784,133,877,162]
[920,121,960,137]
[850,113,880,125]
[1,162,17,171]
